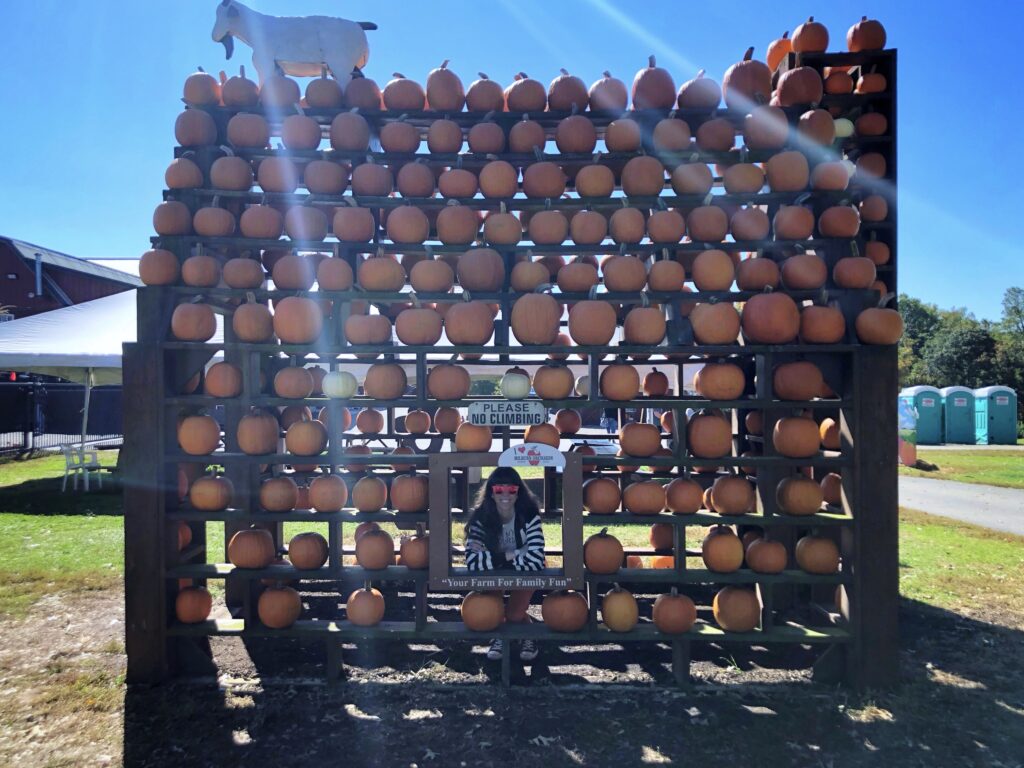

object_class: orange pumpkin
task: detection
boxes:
[175,586,212,624]
[652,588,697,634]
[541,590,589,632]
[722,47,772,109]
[228,527,275,569]
[258,586,302,629]
[356,528,395,569]
[712,587,760,632]
[777,475,825,515]
[510,293,561,346]
[589,70,629,111]
[795,536,840,574]
[461,591,504,631]
[741,292,800,344]
[347,587,386,627]
[622,480,666,515]
[584,528,623,572]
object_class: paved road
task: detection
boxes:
[899,476,1024,536]
[916,444,1024,452]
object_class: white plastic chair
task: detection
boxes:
[61,446,103,492]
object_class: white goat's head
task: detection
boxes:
[212,0,241,59]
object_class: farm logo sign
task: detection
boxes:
[498,443,566,469]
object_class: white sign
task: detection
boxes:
[468,401,546,427]
[498,443,566,469]
[921,397,936,407]
[996,396,1010,406]
[954,397,967,407]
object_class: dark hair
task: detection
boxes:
[463,467,541,551]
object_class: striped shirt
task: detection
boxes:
[465,514,546,571]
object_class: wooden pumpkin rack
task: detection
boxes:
[125,48,898,688]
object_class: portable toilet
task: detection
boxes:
[973,386,1018,445]
[940,386,976,444]
[898,386,943,445]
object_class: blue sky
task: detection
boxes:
[1,0,1020,321]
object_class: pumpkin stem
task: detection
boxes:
[518,72,528,79]
[239,65,246,77]
[560,68,569,76]
[808,16,814,22]
[321,66,328,78]
[219,70,227,84]
[696,69,706,78]
[197,66,206,73]
[600,527,608,535]
[782,31,789,39]
[478,72,489,80]
[648,55,656,68]
[440,59,450,69]
[393,72,405,79]
[671,586,678,596]
[602,70,612,78]
[743,47,754,61]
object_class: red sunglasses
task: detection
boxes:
[492,484,519,495]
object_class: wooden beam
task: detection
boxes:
[842,346,900,688]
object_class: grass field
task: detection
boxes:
[898,449,1024,489]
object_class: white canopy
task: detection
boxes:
[0,289,225,385]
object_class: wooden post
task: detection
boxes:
[842,345,900,687]
[123,339,169,683]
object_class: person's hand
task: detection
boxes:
[466,540,486,553]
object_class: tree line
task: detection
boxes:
[900,287,1024,434]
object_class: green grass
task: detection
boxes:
[0,452,124,617]
[898,449,1024,489]
[898,507,1024,624]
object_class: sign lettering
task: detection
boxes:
[468,401,546,426]
[440,575,570,589]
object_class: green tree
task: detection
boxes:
[920,324,1000,388]
[898,294,941,386]
[1000,286,1024,336]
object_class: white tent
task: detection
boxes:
[0,289,141,385]
[0,289,223,451]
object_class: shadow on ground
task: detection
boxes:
[123,596,1024,767]
[0,475,123,515]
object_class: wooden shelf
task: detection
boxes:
[153,234,862,255]
[164,187,863,211]
[167,617,851,644]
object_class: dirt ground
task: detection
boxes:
[2,585,1023,768]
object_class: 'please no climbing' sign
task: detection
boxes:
[468,401,546,426]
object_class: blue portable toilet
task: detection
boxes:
[899,386,943,445]
[973,386,1018,445]
[940,387,976,444]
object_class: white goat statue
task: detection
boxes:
[211,0,377,87]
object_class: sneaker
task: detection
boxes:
[519,639,539,662]
[486,638,503,660]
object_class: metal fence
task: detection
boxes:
[0,381,123,456]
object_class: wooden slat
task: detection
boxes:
[123,338,169,683]
[167,617,851,643]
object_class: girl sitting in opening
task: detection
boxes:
[464,466,545,661]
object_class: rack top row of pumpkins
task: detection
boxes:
[181,17,889,114]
